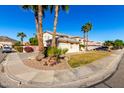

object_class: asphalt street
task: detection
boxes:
[88,54,124,88]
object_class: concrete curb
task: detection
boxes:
[47,50,124,88]
[1,50,124,88]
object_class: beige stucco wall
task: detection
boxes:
[58,42,79,53]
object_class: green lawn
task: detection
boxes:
[68,51,111,68]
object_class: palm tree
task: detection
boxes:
[51,5,69,47]
[17,32,26,45]
[22,5,48,60]
[81,25,87,49]
[81,22,92,51]
[22,5,48,51]
[37,5,44,52]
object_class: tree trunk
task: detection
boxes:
[86,32,88,51]
[21,37,23,45]
[36,5,45,61]
[34,15,39,45]
[21,37,24,52]
[37,5,44,51]
[84,31,86,50]
[52,5,59,47]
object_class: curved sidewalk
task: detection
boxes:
[2,50,124,88]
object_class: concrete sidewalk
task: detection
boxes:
[1,49,124,88]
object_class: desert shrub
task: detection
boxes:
[14,41,22,46]
[12,41,21,48]
[44,47,52,56]
[14,46,23,52]
[24,46,34,53]
[47,47,57,57]
[44,47,68,61]
[62,48,68,54]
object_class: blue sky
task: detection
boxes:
[0,5,124,42]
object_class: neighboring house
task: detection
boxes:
[80,38,103,50]
[43,31,80,53]
[0,42,12,48]
[87,41,103,50]
[0,36,17,48]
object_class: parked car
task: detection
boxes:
[2,46,12,53]
[94,46,109,51]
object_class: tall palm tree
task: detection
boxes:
[37,5,44,52]
[81,25,87,49]
[81,22,92,51]
[17,32,26,45]
[51,5,69,47]
[22,5,48,51]
[22,5,48,60]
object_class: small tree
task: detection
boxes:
[104,40,114,47]
[114,39,124,49]
[17,32,26,45]
[104,40,124,50]
[29,35,38,45]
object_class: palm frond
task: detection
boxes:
[61,5,69,13]
[49,5,54,14]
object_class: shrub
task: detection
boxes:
[24,46,34,53]
[15,41,21,46]
[14,46,23,52]
[44,47,68,61]
[43,47,69,63]
[47,47,57,57]
[29,37,38,45]
[62,48,68,54]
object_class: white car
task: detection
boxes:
[2,46,12,53]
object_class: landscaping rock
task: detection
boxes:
[36,52,45,61]
[28,57,35,60]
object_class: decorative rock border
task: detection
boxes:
[0,50,124,88]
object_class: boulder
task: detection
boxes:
[36,52,45,61]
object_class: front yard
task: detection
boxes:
[68,51,111,68]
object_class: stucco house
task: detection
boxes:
[43,31,80,53]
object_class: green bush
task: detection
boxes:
[44,47,68,61]
[14,46,23,52]
[47,47,58,57]
[29,37,38,45]
[62,48,68,54]
[12,41,22,48]
[14,41,22,46]
[46,47,68,57]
